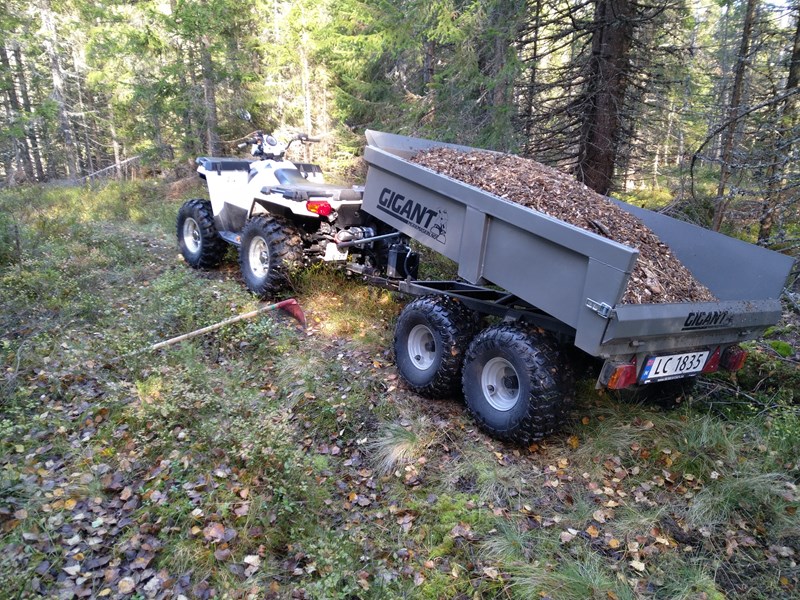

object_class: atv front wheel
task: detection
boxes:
[177,199,225,268]
[462,324,572,444]
[239,216,303,297]
[393,295,479,398]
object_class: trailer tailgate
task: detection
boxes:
[597,299,783,357]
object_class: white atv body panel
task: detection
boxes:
[197,158,363,221]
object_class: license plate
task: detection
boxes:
[639,351,709,383]
[324,242,349,262]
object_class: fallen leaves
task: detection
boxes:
[243,554,261,577]
[117,577,136,594]
[629,559,647,573]
[202,522,226,543]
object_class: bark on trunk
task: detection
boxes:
[109,114,123,179]
[576,0,635,196]
[300,44,312,162]
[199,37,219,156]
[12,44,44,180]
[0,44,35,182]
[711,0,757,232]
[1,94,15,184]
[40,0,80,179]
[757,10,800,244]
[521,0,541,146]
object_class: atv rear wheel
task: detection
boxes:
[462,324,572,444]
[177,199,225,268]
[393,295,479,398]
[239,216,303,297]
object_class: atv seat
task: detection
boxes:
[196,157,253,174]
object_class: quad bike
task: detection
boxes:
[177,130,417,296]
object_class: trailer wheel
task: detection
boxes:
[239,216,303,297]
[462,325,571,444]
[394,296,479,398]
[177,199,225,268]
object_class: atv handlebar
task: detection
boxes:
[238,131,321,157]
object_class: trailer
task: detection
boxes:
[357,130,795,443]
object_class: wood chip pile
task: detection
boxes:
[411,148,716,304]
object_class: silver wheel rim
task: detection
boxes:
[407,324,436,370]
[481,357,520,411]
[248,235,269,278]
[183,217,201,254]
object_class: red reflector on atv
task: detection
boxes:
[306,200,332,216]
[720,346,748,371]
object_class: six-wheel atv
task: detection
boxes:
[177,130,416,296]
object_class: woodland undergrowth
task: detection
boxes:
[0,181,799,599]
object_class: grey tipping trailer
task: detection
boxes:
[359,129,794,442]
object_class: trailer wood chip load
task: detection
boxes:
[360,130,794,443]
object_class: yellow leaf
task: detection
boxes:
[586,525,600,538]
[568,435,579,449]
[581,416,591,425]
[118,577,136,594]
[592,509,607,523]
[629,560,646,572]
[64,499,77,510]
[608,538,621,549]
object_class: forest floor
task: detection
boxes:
[1,180,800,599]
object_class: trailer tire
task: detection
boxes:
[177,199,226,268]
[394,296,479,398]
[239,216,303,297]
[462,325,571,444]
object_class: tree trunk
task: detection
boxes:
[0,93,15,184]
[40,0,80,179]
[0,44,35,182]
[12,44,44,181]
[576,0,635,195]
[711,0,757,232]
[758,10,800,244]
[199,37,219,156]
[300,43,313,162]
[74,75,95,175]
[521,0,541,147]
